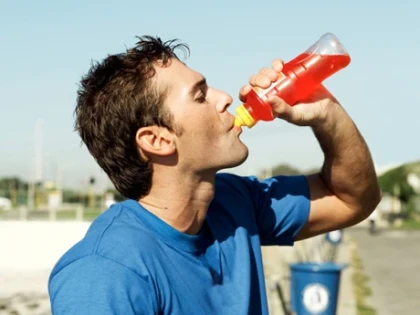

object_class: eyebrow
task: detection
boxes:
[189,77,207,97]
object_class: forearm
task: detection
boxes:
[312,103,381,214]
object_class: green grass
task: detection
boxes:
[356,304,376,315]
[397,218,420,230]
[351,241,376,315]
[56,208,102,221]
[0,208,102,221]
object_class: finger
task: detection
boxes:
[238,85,252,102]
[269,96,317,125]
[272,59,284,73]
[258,67,278,82]
[266,96,295,122]
[249,73,271,89]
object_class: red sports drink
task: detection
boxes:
[234,33,351,128]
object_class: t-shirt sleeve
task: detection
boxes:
[49,254,157,315]
[216,173,310,246]
[252,175,311,246]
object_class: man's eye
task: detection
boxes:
[196,92,206,103]
[196,96,205,103]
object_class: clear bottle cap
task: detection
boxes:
[306,33,349,56]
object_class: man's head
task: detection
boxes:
[75,36,248,200]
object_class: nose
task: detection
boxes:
[215,90,233,113]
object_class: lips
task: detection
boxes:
[227,114,242,133]
[230,123,243,135]
[228,117,236,130]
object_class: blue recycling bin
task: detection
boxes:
[290,262,347,315]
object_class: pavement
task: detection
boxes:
[348,227,420,315]
[335,234,357,315]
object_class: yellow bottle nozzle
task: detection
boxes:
[234,116,244,127]
[234,104,256,128]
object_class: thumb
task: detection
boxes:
[267,96,296,123]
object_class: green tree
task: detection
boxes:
[106,189,125,201]
[378,166,415,203]
[268,163,321,176]
[271,164,301,176]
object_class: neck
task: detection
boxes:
[138,167,216,235]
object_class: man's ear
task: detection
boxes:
[135,126,176,157]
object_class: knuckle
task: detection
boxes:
[260,76,271,86]
[259,67,270,75]
[240,85,249,95]
[249,74,257,84]
[272,59,284,70]
[250,73,272,88]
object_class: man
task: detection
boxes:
[368,206,379,234]
[48,36,381,314]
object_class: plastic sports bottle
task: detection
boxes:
[234,33,351,128]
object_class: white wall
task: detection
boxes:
[0,221,90,296]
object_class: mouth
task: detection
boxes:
[231,124,243,135]
[228,115,243,134]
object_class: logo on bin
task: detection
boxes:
[327,230,342,244]
[302,283,329,314]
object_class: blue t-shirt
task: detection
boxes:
[48,173,310,314]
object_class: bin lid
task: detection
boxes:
[290,262,347,273]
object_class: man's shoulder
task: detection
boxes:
[212,172,310,212]
[215,172,309,194]
[215,172,258,195]
[49,200,160,280]
[211,173,259,222]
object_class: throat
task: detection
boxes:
[138,172,216,235]
[138,198,211,235]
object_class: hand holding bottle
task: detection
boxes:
[239,59,340,127]
[235,33,351,128]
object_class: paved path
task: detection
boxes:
[348,228,420,315]
[335,235,356,315]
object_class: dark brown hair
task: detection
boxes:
[74,36,189,200]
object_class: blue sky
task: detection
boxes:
[0,1,418,189]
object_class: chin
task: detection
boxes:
[222,147,249,170]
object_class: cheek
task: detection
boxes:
[191,126,221,152]
[185,114,218,135]
[177,109,224,145]
[196,126,218,145]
